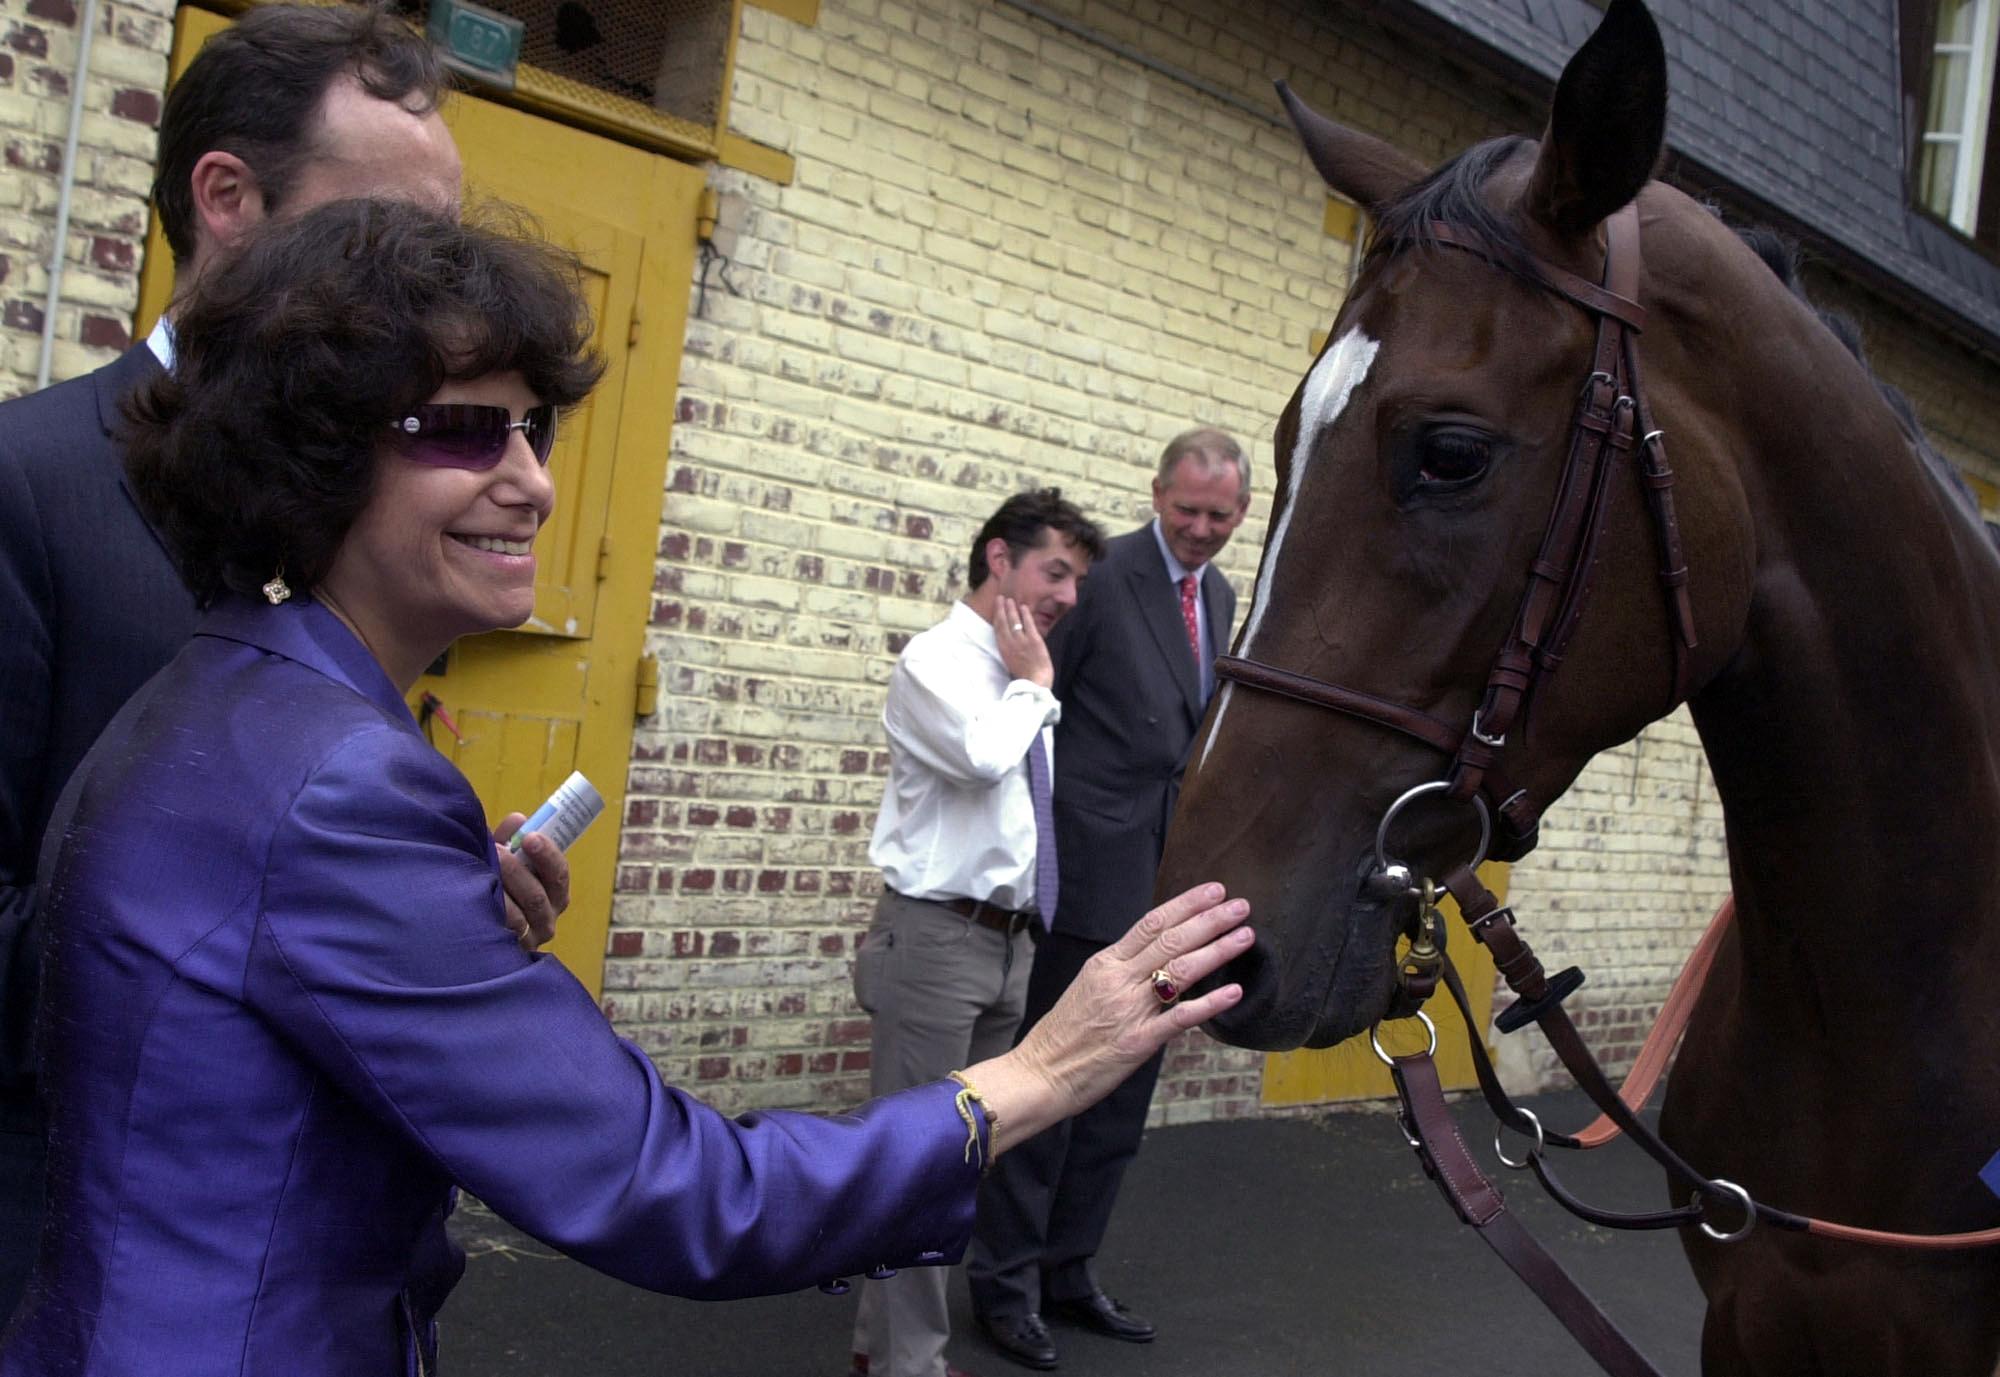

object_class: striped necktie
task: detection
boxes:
[1026,733,1057,931]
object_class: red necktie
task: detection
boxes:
[1179,574,1202,664]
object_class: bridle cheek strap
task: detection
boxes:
[1214,203,1698,859]
[1437,206,1693,821]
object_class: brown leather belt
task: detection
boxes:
[930,894,1038,934]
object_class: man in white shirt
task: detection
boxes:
[848,489,1106,1377]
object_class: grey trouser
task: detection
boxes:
[851,888,1033,1377]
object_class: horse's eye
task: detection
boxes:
[1417,429,1494,487]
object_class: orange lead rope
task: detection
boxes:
[1463,887,2000,1249]
[1570,893,1734,1150]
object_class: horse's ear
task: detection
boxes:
[1275,80,1427,212]
[1523,0,1667,238]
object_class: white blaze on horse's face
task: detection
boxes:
[1200,326,1381,770]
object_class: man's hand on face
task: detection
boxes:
[993,595,1054,689]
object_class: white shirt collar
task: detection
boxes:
[948,597,999,652]
[145,315,175,371]
[1150,517,1205,585]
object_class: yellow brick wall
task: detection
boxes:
[1488,711,1733,1091]
[0,0,170,397]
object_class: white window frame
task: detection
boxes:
[1921,0,2000,232]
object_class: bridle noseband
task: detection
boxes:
[1214,202,1698,865]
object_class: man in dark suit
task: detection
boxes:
[969,429,1251,1369]
[0,5,568,1321]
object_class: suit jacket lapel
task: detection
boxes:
[1125,534,1203,725]
[92,342,162,438]
[96,344,178,566]
[1199,565,1234,660]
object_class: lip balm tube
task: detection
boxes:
[508,771,605,853]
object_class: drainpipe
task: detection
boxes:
[35,0,103,391]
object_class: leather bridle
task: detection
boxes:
[1213,201,1698,862]
[1210,203,2000,1376]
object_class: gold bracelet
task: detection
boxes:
[947,1070,997,1171]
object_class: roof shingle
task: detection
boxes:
[1392,0,2000,349]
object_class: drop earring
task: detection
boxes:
[262,563,292,606]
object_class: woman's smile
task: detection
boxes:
[449,531,536,558]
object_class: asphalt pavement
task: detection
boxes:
[441,1089,1705,1376]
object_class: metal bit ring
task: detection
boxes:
[1494,1108,1545,1170]
[1369,1009,1438,1067]
[1696,1179,1757,1243]
[1373,781,1491,880]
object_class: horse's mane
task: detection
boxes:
[1362,136,1542,289]
[1732,221,1988,525]
[1364,142,1989,533]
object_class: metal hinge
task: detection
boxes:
[596,534,613,582]
[635,654,660,719]
[628,301,642,349]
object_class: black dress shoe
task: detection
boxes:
[1046,1290,1155,1343]
[977,1311,1058,1370]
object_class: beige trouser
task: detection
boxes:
[850,888,1033,1377]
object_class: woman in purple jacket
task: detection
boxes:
[0,199,1252,1376]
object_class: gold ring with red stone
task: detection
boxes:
[1149,968,1180,1005]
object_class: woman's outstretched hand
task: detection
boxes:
[960,883,1250,1156]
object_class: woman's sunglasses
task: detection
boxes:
[386,403,558,469]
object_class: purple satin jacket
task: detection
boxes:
[0,597,981,1375]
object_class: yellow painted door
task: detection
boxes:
[141,8,703,997]
[1965,471,1998,521]
[1260,862,1508,1105]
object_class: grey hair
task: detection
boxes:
[1155,426,1250,502]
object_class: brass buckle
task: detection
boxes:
[1396,879,1446,996]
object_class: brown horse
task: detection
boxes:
[1154,1,2000,1371]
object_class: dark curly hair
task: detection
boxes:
[966,488,1106,589]
[153,3,445,266]
[125,198,604,606]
